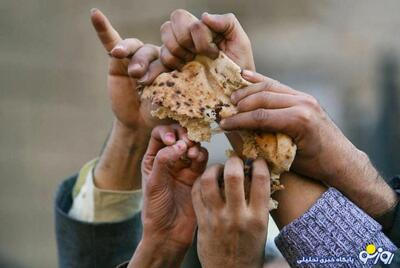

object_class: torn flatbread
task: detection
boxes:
[141,52,297,210]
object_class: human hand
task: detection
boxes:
[220,70,397,217]
[90,8,168,131]
[90,9,170,191]
[159,9,255,71]
[129,124,208,267]
[192,156,269,268]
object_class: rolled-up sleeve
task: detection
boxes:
[68,159,143,223]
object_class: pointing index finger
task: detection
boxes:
[90,8,122,52]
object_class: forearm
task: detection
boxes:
[271,172,327,229]
[94,119,150,191]
[128,240,186,268]
[328,147,398,218]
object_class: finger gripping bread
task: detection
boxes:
[141,52,297,210]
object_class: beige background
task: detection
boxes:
[1,1,400,267]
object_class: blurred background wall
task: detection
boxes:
[1,0,400,267]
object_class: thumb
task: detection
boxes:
[201,12,242,41]
[90,8,122,52]
[151,140,187,184]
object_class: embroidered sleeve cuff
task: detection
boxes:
[275,188,397,267]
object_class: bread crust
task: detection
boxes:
[141,52,297,210]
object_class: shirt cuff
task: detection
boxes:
[378,176,400,248]
[275,188,397,267]
[68,159,143,223]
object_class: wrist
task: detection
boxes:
[113,119,151,137]
[327,148,397,217]
[94,119,150,191]
[141,229,191,255]
[128,238,187,268]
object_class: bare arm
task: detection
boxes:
[223,70,397,220]
[270,172,327,229]
[94,120,149,191]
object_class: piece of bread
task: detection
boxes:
[141,52,296,210]
[141,52,243,141]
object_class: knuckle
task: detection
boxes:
[133,38,144,46]
[252,170,267,181]
[145,43,160,51]
[249,216,268,231]
[141,44,160,57]
[302,95,320,110]
[259,91,270,105]
[160,47,181,69]
[168,44,181,56]
[200,174,213,188]
[160,49,174,66]
[251,109,269,124]
[144,44,161,56]
[231,90,241,101]
[131,57,146,68]
[226,12,237,22]
[151,126,162,136]
[224,171,243,184]
[225,218,238,231]
[174,30,193,47]
[210,215,224,231]
[114,39,124,47]
[260,91,270,98]
[261,80,275,91]
[177,35,192,47]
[127,67,140,77]
[123,38,140,46]
[226,218,245,232]
[297,108,313,125]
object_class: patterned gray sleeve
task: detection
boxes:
[275,188,397,267]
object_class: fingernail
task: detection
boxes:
[241,69,253,79]
[165,133,175,143]
[90,8,98,14]
[174,140,187,151]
